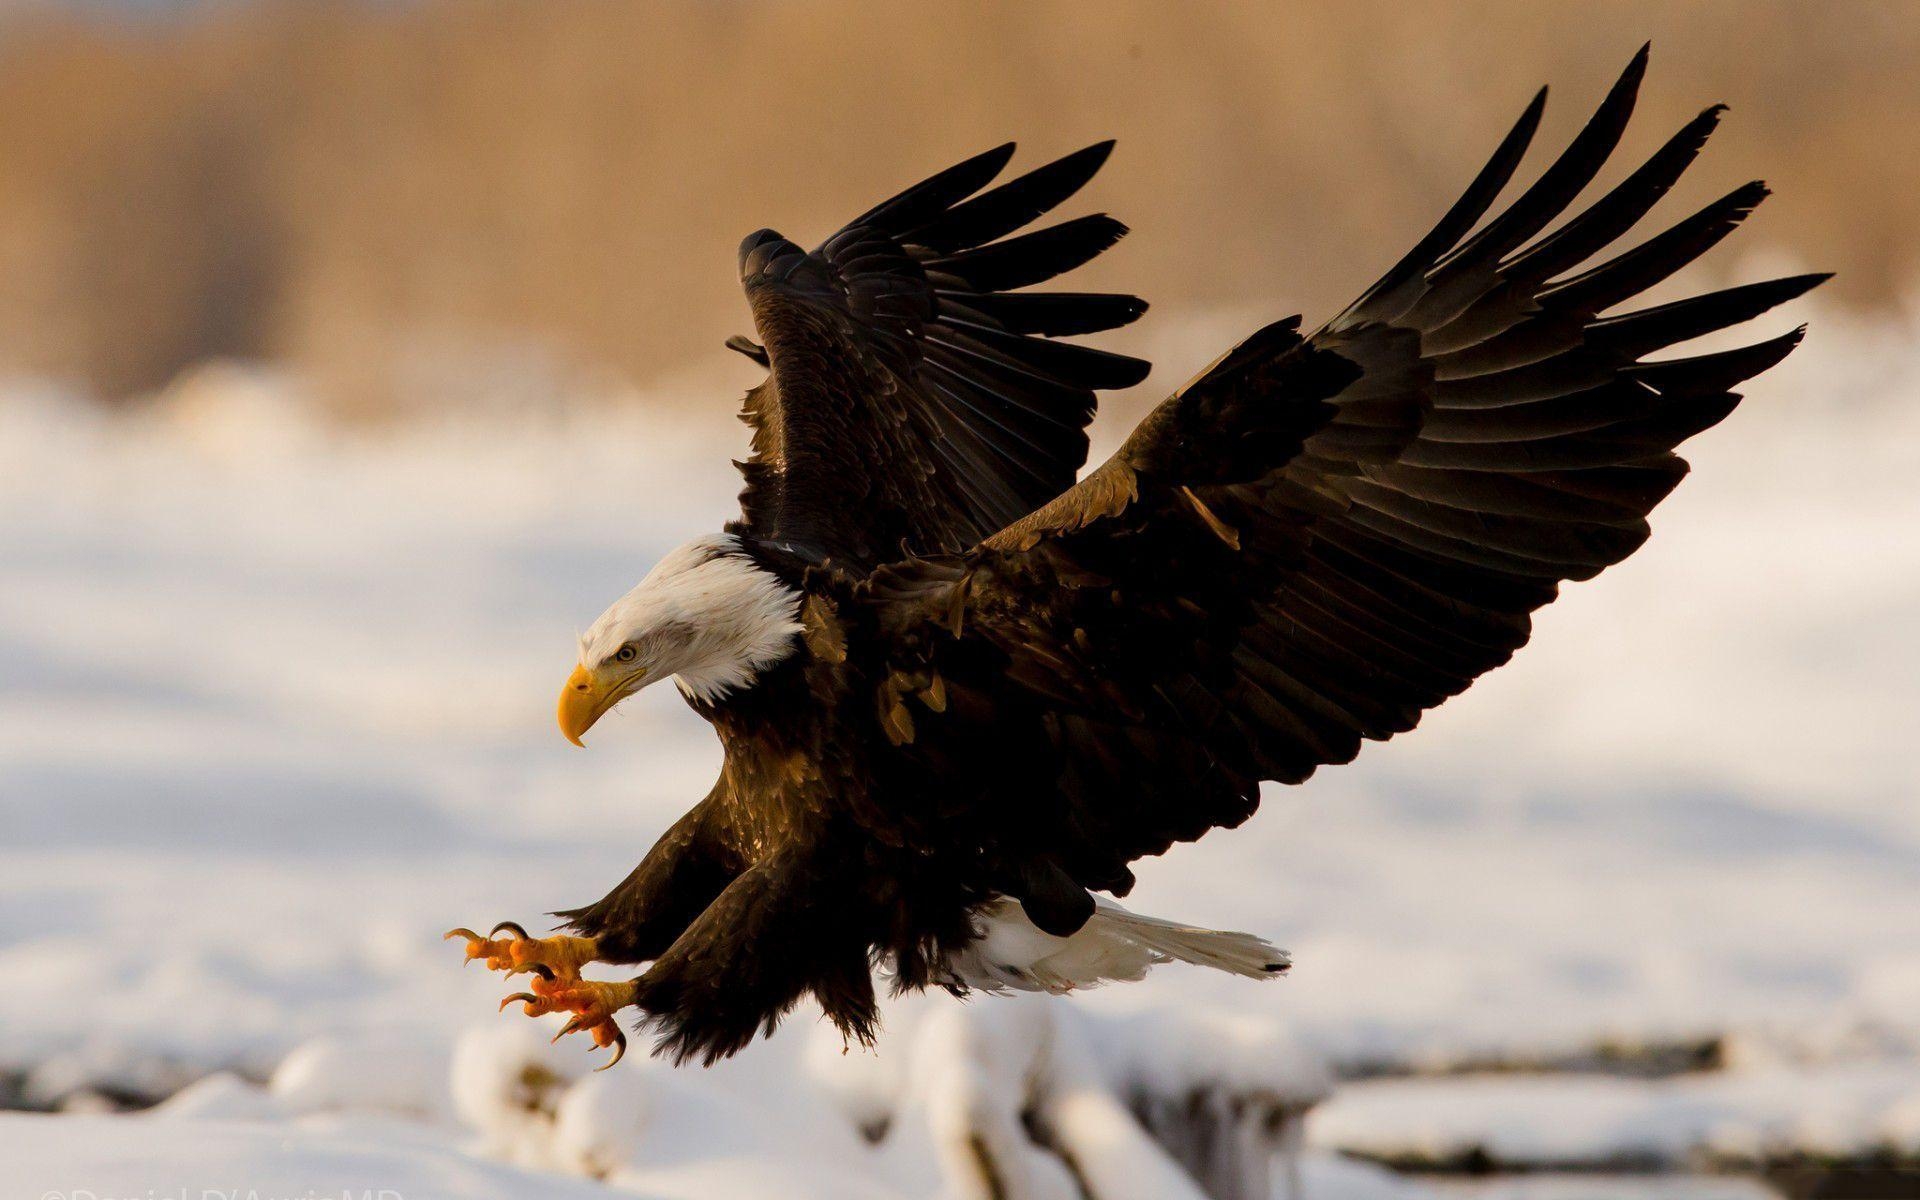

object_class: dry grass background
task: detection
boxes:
[0,0,1913,413]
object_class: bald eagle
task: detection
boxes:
[449,48,1823,1068]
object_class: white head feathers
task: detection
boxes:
[579,533,804,704]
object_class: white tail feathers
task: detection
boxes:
[943,895,1290,995]
[1091,902,1293,979]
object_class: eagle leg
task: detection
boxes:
[550,788,744,963]
[498,975,639,1071]
[631,849,879,1067]
[443,923,603,982]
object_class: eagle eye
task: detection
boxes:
[614,644,639,665]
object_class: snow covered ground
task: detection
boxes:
[1316,1056,1920,1170]
[2,295,1918,1194]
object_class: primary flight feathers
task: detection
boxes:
[733,137,1150,563]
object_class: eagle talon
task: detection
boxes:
[499,977,638,1071]
[555,1010,630,1071]
[443,927,512,970]
[445,924,601,981]
[595,1024,628,1071]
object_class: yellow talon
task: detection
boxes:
[501,977,638,1071]
[444,923,601,981]
[450,921,630,1068]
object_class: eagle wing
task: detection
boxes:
[727,143,1150,568]
[880,48,1826,888]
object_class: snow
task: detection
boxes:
[1,997,1369,1200]
[270,1034,454,1120]
[1427,1180,1778,1200]
[2,294,1919,1190]
[1312,1059,1920,1167]
[0,1110,629,1200]
[2,1106,1421,1200]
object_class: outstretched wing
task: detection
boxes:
[882,47,1826,890]
[728,143,1150,569]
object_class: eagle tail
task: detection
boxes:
[1089,900,1292,979]
[945,896,1289,994]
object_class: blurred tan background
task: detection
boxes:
[0,0,1914,416]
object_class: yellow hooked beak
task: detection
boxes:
[557,663,641,747]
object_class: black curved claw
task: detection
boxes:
[552,1014,587,1043]
[596,1025,628,1071]
[498,992,541,1013]
[489,920,531,940]
[524,962,555,982]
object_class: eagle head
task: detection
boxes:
[558,533,804,745]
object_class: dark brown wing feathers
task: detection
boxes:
[910,47,1823,885]
[731,142,1149,566]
